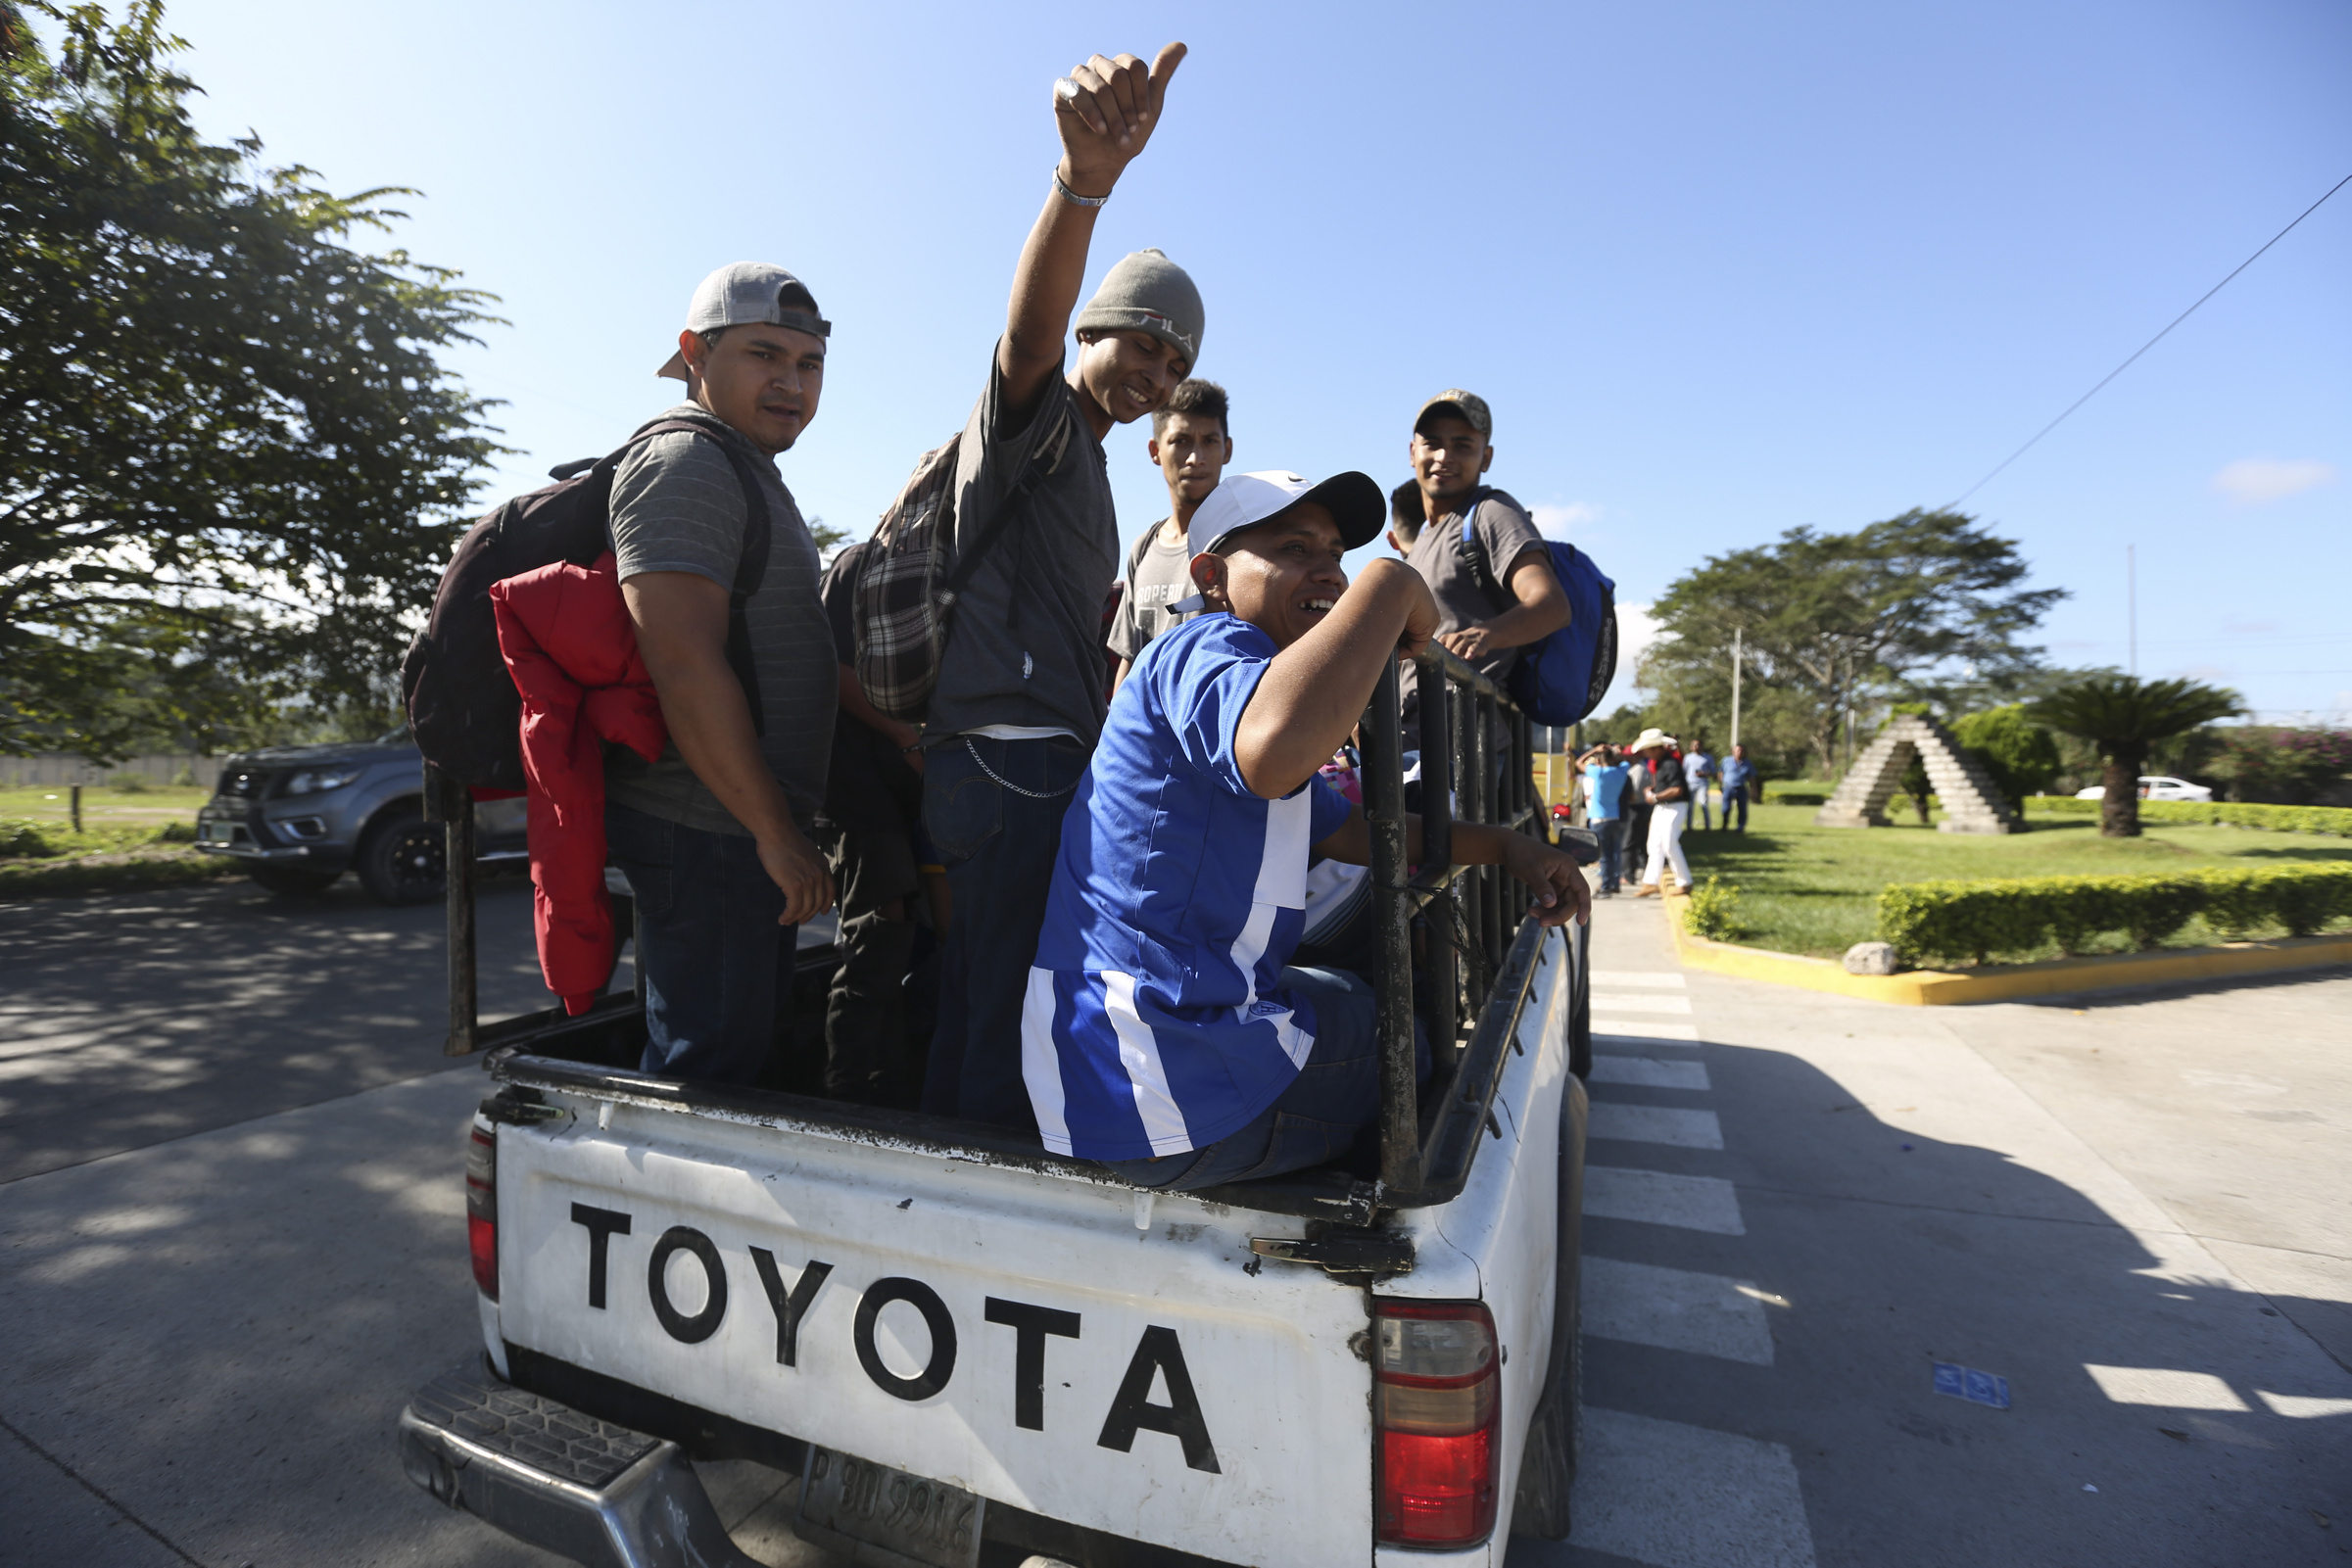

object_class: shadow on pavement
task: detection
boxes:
[1557,1039,2350,1568]
[0,874,563,1184]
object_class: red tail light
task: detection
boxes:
[1374,1300,1500,1547]
[464,1122,498,1300]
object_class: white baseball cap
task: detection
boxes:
[1169,469,1385,612]
[656,261,831,380]
[1186,469,1386,555]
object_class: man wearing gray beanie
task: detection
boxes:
[919,41,1200,1130]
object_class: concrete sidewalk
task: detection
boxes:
[1528,893,2352,1568]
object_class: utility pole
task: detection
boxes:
[2127,544,2136,677]
[1730,626,1744,751]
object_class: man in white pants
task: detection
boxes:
[1629,728,1691,897]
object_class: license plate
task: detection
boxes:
[793,1447,984,1568]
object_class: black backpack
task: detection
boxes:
[400,412,771,791]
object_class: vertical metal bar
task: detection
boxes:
[1416,654,1451,877]
[1361,661,1418,1196]
[1415,654,1457,1063]
[1476,690,1502,977]
[1512,709,1532,832]
[1454,675,1482,1010]
[436,764,479,1057]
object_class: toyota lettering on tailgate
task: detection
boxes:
[565,1202,1222,1474]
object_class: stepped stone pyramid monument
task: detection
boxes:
[1813,713,2018,833]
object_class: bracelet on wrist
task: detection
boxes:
[1053,167,1110,208]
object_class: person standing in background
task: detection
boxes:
[1628,728,1691,898]
[1684,738,1714,831]
[1109,378,1230,686]
[1621,745,1655,887]
[1576,742,1631,896]
[1719,741,1756,832]
[1385,478,1425,556]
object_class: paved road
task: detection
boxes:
[3,880,2346,1566]
[1523,896,2352,1568]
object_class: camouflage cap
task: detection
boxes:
[1415,387,1493,438]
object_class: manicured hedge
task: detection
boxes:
[2026,796,2352,837]
[1877,864,2352,967]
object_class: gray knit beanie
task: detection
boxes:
[1073,249,1203,364]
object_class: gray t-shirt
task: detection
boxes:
[929,351,1117,744]
[603,404,835,834]
[1107,516,1194,662]
[1404,487,1550,687]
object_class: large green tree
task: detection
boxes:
[1641,509,2063,778]
[2025,676,2242,836]
[1,0,502,760]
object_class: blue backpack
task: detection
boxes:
[1456,492,1618,727]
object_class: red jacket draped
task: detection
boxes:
[489,552,666,1015]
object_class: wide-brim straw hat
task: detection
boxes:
[1631,728,1676,753]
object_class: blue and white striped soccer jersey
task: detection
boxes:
[1023,614,1355,1161]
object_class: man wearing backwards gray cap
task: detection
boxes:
[602,261,838,1085]
[919,41,1200,1130]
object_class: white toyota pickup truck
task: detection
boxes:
[400,652,1595,1568]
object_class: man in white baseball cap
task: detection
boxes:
[602,261,839,1084]
[1018,468,1590,1187]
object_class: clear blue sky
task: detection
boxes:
[146,0,2351,722]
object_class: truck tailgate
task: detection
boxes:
[496,1108,1374,1567]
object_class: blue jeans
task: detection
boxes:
[605,802,796,1085]
[1591,816,1625,892]
[1723,785,1750,832]
[1691,780,1713,830]
[921,735,1091,1129]
[1103,967,1428,1192]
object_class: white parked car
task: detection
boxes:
[2074,776,2213,803]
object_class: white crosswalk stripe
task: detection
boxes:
[1588,1102,1724,1149]
[1592,1020,1701,1041]
[1570,1407,1816,1566]
[1585,1165,1746,1234]
[1569,956,1815,1565]
[1589,1054,1710,1091]
[1584,1257,1777,1364]
[1590,970,1687,988]
[1589,992,1695,1015]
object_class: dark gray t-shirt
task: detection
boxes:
[603,404,835,833]
[929,351,1117,743]
[1107,516,1195,662]
[1404,487,1550,687]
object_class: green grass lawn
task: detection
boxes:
[0,784,235,898]
[0,784,211,826]
[1677,803,2352,960]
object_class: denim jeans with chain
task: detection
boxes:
[919,734,1090,1129]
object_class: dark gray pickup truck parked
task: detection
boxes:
[194,731,526,903]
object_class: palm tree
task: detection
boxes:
[2025,676,2241,836]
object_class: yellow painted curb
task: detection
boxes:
[1664,906,2352,1005]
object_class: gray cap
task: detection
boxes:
[1073,249,1203,364]
[656,261,830,380]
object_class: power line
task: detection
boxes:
[1944,171,2352,510]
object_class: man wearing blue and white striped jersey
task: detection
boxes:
[1022,470,1591,1189]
